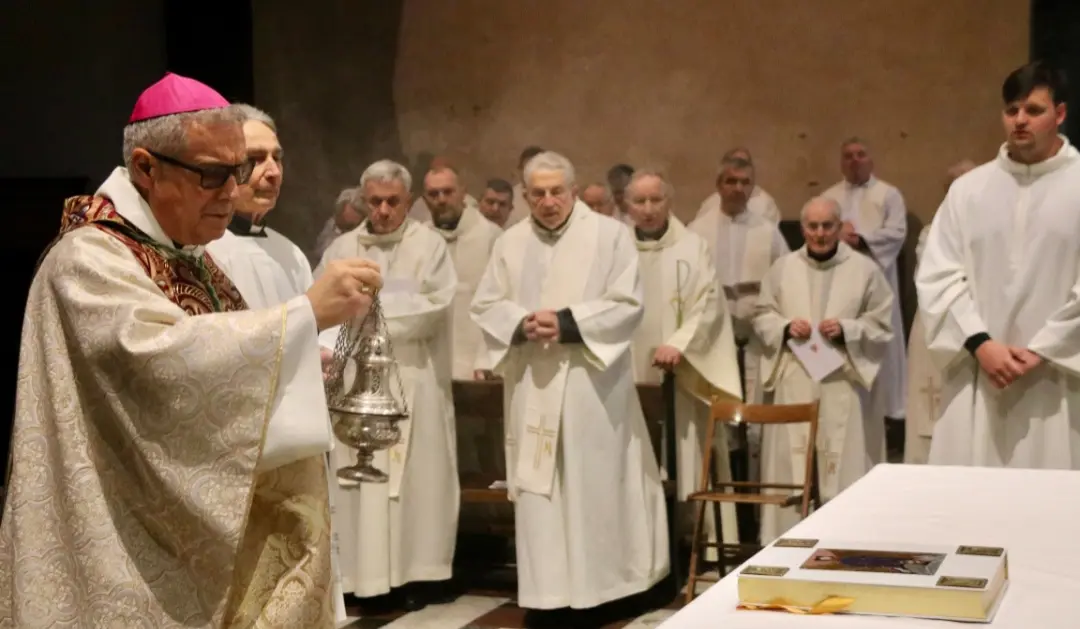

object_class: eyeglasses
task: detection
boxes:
[147,150,254,189]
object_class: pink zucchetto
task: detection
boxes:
[128,72,230,123]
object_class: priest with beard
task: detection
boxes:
[205,104,348,623]
[623,169,742,550]
[0,74,381,627]
[470,151,668,626]
[917,62,1080,469]
[753,196,893,543]
[317,159,460,612]
[419,164,502,380]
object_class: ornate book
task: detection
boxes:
[737,538,1009,622]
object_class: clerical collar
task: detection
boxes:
[721,207,750,223]
[97,167,205,256]
[844,175,875,189]
[807,244,839,262]
[432,213,462,232]
[530,208,575,242]
[635,220,669,241]
[997,134,1078,178]
[227,213,268,238]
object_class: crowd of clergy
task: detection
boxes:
[3,59,1080,628]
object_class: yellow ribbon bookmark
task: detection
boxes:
[737,596,855,615]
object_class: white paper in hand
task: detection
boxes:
[787,326,845,382]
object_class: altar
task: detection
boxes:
[660,464,1080,628]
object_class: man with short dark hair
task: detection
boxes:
[478,177,514,227]
[917,61,1080,469]
[606,163,635,214]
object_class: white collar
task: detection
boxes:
[844,175,876,190]
[996,134,1078,178]
[96,167,205,256]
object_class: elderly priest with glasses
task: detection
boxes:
[0,73,381,628]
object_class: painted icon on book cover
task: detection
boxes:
[801,548,946,576]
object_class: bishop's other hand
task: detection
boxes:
[307,258,382,331]
[789,318,812,340]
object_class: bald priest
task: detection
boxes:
[0,73,381,628]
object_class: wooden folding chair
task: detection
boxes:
[684,399,821,603]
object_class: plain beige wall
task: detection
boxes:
[393,0,1028,224]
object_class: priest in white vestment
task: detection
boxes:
[204,104,350,623]
[694,147,781,223]
[917,63,1080,469]
[506,145,546,226]
[904,159,975,464]
[822,138,908,426]
[478,178,515,228]
[470,151,668,623]
[312,187,364,265]
[419,165,503,379]
[0,74,381,628]
[624,169,742,548]
[754,196,894,543]
[688,155,789,405]
[419,164,503,484]
[318,159,460,611]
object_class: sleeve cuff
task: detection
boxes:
[964,332,991,355]
[511,319,528,345]
[557,308,583,344]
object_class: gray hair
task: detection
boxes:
[121,106,243,171]
[335,187,359,211]
[841,136,870,152]
[722,146,753,163]
[582,182,613,202]
[233,103,277,131]
[524,151,576,188]
[626,168,675,200]
[360,159,413,192]
[799,196,842,222]
[717,156,754,178]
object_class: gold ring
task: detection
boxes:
[360,283,377,296]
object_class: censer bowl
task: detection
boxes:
[331,408,408,484]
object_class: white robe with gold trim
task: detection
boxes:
[753,244,893,543]
[629,218,741,543]
[470,204,669,609]
[316,218,460,596]
[903,224,941,464]
[688,206,789,405]
[917,139,1080,469]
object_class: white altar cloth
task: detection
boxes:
[661,463,1080,628]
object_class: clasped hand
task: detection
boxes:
[975,340,1042,389]
[523,310,560,343]
[788,318,842,341]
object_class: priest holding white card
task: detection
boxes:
[317,159,460,611]
[623,169,742,547]
[754,196,893,543]
[470,151,668,624]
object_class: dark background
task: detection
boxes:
[0,0,1075,473]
